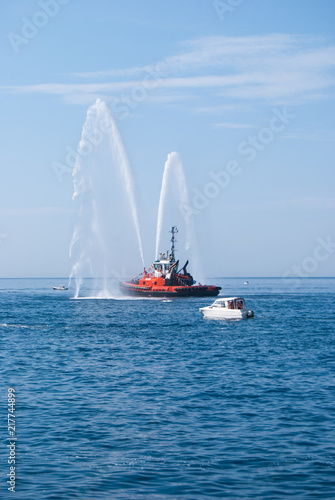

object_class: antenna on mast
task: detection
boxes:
[169,226,178,262]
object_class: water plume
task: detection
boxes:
[155,152,203,281]
[69,99,144,298]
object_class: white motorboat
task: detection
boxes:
[52,285,68,291]
[199,297,254,320]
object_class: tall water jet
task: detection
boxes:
[155,152,203,281]
[69,99,144,298]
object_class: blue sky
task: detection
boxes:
[0,0,335,278]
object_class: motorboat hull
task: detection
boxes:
[199,308,253,319]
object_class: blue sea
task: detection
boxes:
[1,278,335,499]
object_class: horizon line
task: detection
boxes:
[0,277,334,280]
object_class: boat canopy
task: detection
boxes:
[212,297,246,308]
[214,297,244,302]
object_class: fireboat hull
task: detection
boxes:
[119,282,221,298]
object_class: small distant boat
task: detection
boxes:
[52,285,68,291]
[199,297,254,320]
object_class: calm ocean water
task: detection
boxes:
[1,278,335,499]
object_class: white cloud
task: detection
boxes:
[0,207,75,216]
[282,130,335,142]
[213,197,335,212]
[274,197,335,209]
[212,122,254,129]
[1,34,335,105]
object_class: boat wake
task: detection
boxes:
[70,295,163,301]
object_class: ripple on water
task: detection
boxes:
[0,278,335,499]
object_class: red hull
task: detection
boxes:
[119,281,221,297]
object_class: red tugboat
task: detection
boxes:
[119,227,221,297]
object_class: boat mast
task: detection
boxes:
[170,226,178,262]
